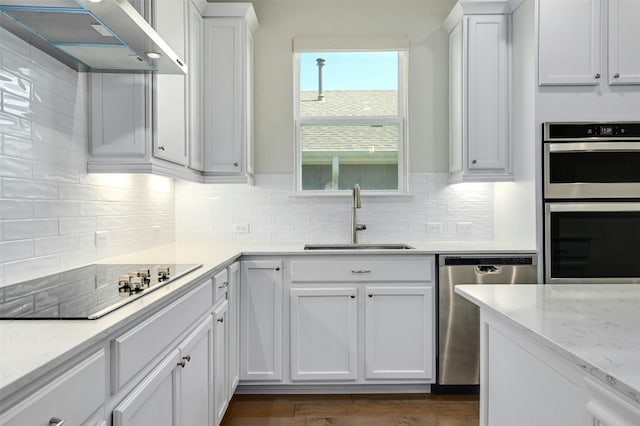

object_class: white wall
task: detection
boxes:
[0,28,175,287]
[242,0,455,173]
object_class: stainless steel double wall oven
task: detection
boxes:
[543,122,640,283]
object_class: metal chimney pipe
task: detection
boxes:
[316,58,325,101]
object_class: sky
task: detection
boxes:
[299,52,399,91]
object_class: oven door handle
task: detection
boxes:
[547,142,640,152]
[547,202,640,213]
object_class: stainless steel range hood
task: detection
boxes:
[0,0,186,74]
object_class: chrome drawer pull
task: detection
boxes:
[351,269,371,274]
[49,417,65,426]
[218,281,229,289]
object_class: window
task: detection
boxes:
[294,48,408,193]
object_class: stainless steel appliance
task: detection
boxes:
[543,122,640,283]
[436,254,538,390]
[543,122,640,199]
[0,263,202,320]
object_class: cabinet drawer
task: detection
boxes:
[0,350,105,426]
[290,257,433,283]
[213,268,229,303]
[112,280,213,391]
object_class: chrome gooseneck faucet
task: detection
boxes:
[351,184,367,244]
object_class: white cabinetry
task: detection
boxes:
[445,12,511,183]
[88,0,206,181]
[364,286,433,380]
[585,377,640,426]
[538,0,640,86]
[0,350,106,426]
[203,3,258,183]
[285,255,436,386]
[213,300,229,425]
[227,262,241,394]
[290,287,358,381]
[113,316,214,426]
[240,259,283,382]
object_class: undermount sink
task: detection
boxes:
[304,243,415,250]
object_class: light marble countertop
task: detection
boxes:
[0,239,535,397]
[455,284,640,405]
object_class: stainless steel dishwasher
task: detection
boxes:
[435,254,538,392]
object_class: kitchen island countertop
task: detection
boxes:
[455,284,640,405]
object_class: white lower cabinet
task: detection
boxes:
[280,255,436,387]
[227,262,241,394]
[290,287,358,381]
[364,286,434,380]
[113,315,214,426]
[240,259,284,382]
[213,300,229,425]
[0,350,106,426]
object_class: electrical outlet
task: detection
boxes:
[95,231,110,247]
[457,222,472,233]
[426,222,443,233]
[233,224,250,234]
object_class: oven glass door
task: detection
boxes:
[544,142,640,199]
[545,203,640,283]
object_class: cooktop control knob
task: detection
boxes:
[130,277,144,293]
[118,275,132,295]
[137,269,151,287]
[158,266,171,282]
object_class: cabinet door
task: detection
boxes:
[364,286,434,380]
[188,0,204,170]
[213,300,229,425]
[608,0,640,85]
[113,349,180,426]
[227,262,241,394]
[154,0,188,165]
[466,15,510,172]
[290,287,358,381]
[177,316,214,426]
[538,0,602,85]
[203,19,244,174]
[240,260,283,381]
[448,20,464,176]
[0,350,105,426]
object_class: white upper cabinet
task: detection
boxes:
[607,0,640,85]
[538,0,640,86]
[203,3,258,184]
[446,10,512,183]
[88,0,206,181]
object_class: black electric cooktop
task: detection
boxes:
[0,263,202,320]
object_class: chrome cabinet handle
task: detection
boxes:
[275,267,281,271]
[177,360,186,368]
[368,294,373,298]
[217,317,224,323]
[182,355,191,362]
[233,162,239,167]
[350,295,355,299]
[351,270,371,274]
[218,281,229,289]
[595,73,601,79]
[614,73,620,79]
[49,418,64,426]
[158,145,165,151]
[471,159,477,164]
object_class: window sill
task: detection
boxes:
[289,191,415,199]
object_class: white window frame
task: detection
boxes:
[293,50,409,195]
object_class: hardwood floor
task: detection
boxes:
[221,393,480,426]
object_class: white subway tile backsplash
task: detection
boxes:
[0,240,33,262]
[175,173,495,244]
[33,200,80,218]
[0,199,32,219]
[2,178,58,199]
[34,235,80,256]
[1,28,175,287]
[3,219,58,241]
